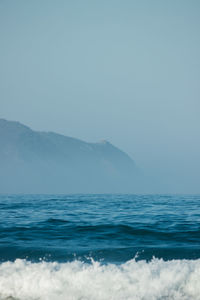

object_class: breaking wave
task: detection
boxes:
[0,258,200,300]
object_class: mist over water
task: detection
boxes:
[1,0,200,193]
[0,1,200,299]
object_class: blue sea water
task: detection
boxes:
[0,194,200,299]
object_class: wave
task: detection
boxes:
[0,258,200,300]
[3,222,200,235]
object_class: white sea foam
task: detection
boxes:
[0,258,200,300]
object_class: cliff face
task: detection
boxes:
[0,119,138,193]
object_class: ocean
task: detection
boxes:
[0,194,200,299]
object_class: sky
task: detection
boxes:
[1,0,200,193]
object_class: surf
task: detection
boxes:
[1,258,200,300]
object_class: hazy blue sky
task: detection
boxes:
[1,0,200,192]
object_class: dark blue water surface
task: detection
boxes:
[0,194,200,263]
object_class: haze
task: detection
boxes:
[1,0,200,193]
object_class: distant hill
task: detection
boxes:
[0,119,138,193]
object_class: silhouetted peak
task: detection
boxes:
[0,119,138,193]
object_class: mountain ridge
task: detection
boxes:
[0,118,138,193]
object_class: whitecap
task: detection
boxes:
[0,258,200,300]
